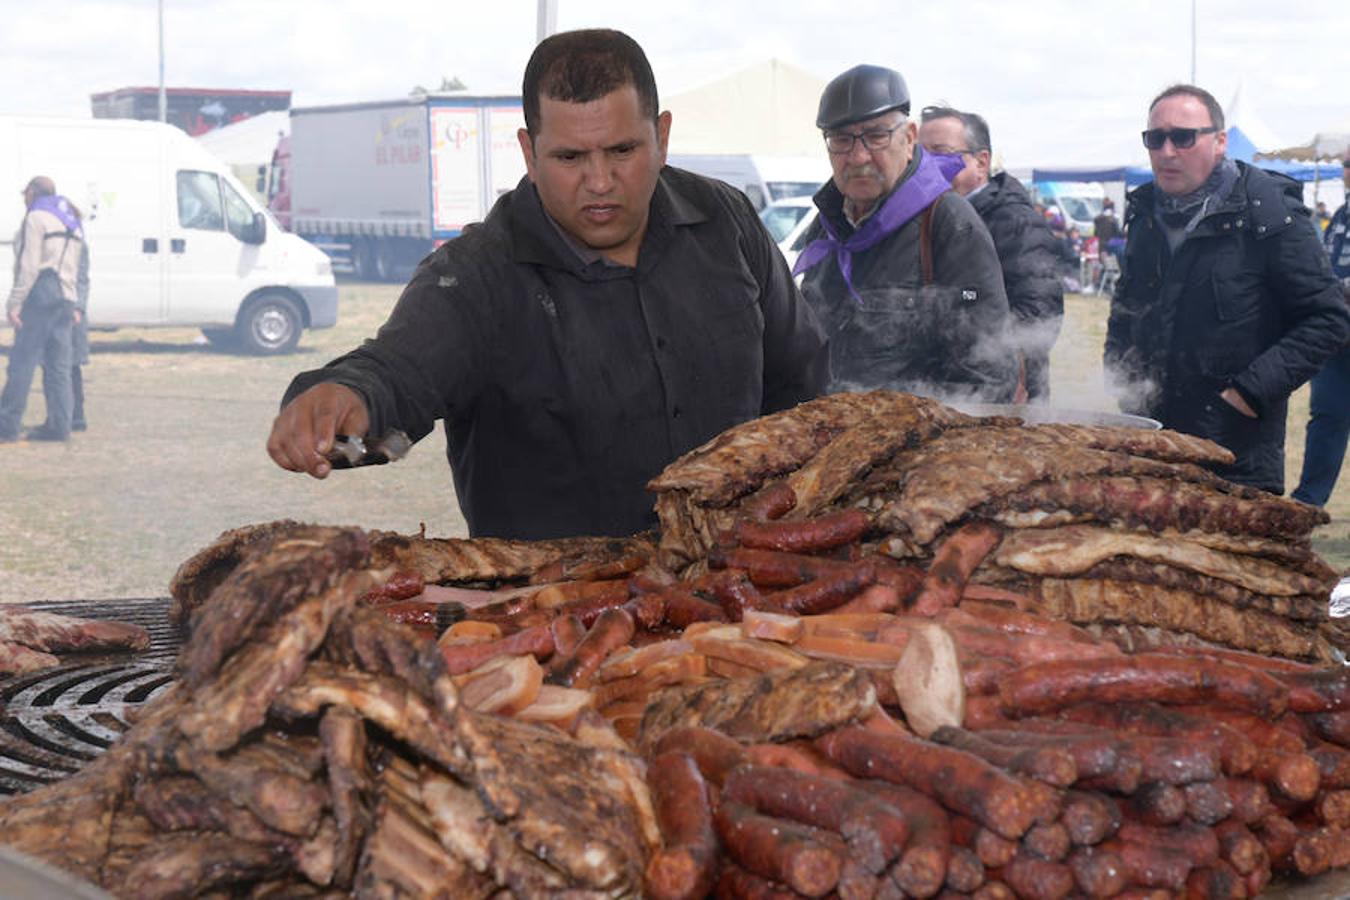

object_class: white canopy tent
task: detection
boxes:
[663,59,827,157]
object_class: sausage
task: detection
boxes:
[1280,667,1350,714]
[1251,748,1321,803]
[1099,838,1194,890]
[1252,813,1299,870]
[1308,739,1350,790]
[962,656,1019,696]
[706,569,774,622]
[721,764,910,874]
[1317,788,1350,828]
[1182,780,1234,826]
[1115,822,1219,867]
[943,601,1097,643]
[868,781,952,900]
[360,568,425,604]
[1212,777,1273,825]
[744,741,851,781]
[910,521,1004,616]
[998,654,1289,720]
[1067,846,1128,898]
[1184,860,1246,900]
[973,726,1142,795]
[1021,821,1071,862]
[1125,782,1187,826]
[707,546,853,588]
[942,620,1121,666]
[437,622,556,675]
[1213,820,1266,876]
[944,846,986,894]
[1058,700,1257,777]
[659,586,730,629]
[1120,734,1222,786]
[1308,710,1350,747]
[714,799,843,897]
[644,751,718,900]
[738,481,797,523]
[770,562,877,615]
[997,852,1075,900]
[1292,825,1350,877]
[652,726,747,788]
[928,725,1078,787]
[528,577,631,610]
[816,725,1038,840]
[830,583,903,615]
[734,508,871,553]
[713,861,799,900]
[545,608,635,688]
[1059,789,1121,847]
[974,825,1018,868]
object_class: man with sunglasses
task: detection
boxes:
[918,106,1063,403]
[795,65,1017,402]
[1105,84,1350,494]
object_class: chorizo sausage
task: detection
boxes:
[734,508,871,553]
[714,799,843,898]
[910,521,1004,616]
[645,751,718,900]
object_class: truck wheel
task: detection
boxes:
[237,292,302,355]
[200,327,238,350]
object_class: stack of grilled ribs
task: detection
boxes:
[650,390,1342,662]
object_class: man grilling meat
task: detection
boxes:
[267,29,828,540]
[1105,84,1350,494]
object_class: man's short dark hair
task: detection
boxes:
[920,105,991,154]
[24,176,55,198]
[1148,84,1225,131]
[522,29,659,140]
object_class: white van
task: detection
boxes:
[667,154,827,211]
[1029,181,1107,236]
[0,116,336,354]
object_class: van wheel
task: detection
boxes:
[200,327,238,350]
[237,292,302,355]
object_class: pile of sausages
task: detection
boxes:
[644,651,1350,900]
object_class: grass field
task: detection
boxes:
[0,286,1346,603]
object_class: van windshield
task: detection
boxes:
[760,203,813,242]
[768,181,823,202]
[1059,195,1104,223]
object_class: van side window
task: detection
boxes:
[221,181,256,241]
[177,170,224,231]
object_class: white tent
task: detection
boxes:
[664,59,826,157]
[1259,121,1350,162]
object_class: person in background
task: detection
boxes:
[0,176,84,443]
[1105,84,1350,493]
[1093,197,1121,253]
[795,65,1017,402]
[1315,201,1332,235]
[917,105,1063,402]
[267,29,827,540]
[1291,150,1350,507]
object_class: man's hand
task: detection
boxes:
[7,309,20,329]
[1219,386,1258,418]
[266,383,371,479]
[72,309,82,325]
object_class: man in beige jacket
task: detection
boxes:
[1,176,84,442]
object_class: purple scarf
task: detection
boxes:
[793,150,967,302]
[30,195,83,239]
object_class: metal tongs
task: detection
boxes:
[326,430,413,469]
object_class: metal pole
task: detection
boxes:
[1190,0,1197,83]
[157,0,167,122]
[536,0,557,43]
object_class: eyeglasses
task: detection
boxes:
[824,124,903,155]
[924,145,975,157]
[1141,126,1220,151]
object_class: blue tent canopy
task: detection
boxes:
[1033,127,1342,187]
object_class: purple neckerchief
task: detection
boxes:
[793,150,966,302]
[29,195,83,239]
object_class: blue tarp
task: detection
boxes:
[1033,127,1342,187]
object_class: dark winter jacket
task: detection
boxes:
[1105,161,1350,493]
[967,172,1065,401]
[286,168,828,539]
[799,149,1018,402]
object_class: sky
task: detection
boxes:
[3,0,1347,170]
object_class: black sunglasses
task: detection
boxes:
[1141,126,1220,151]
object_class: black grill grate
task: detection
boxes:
[0,598,181,795]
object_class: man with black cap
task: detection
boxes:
[795,65,1017,402]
